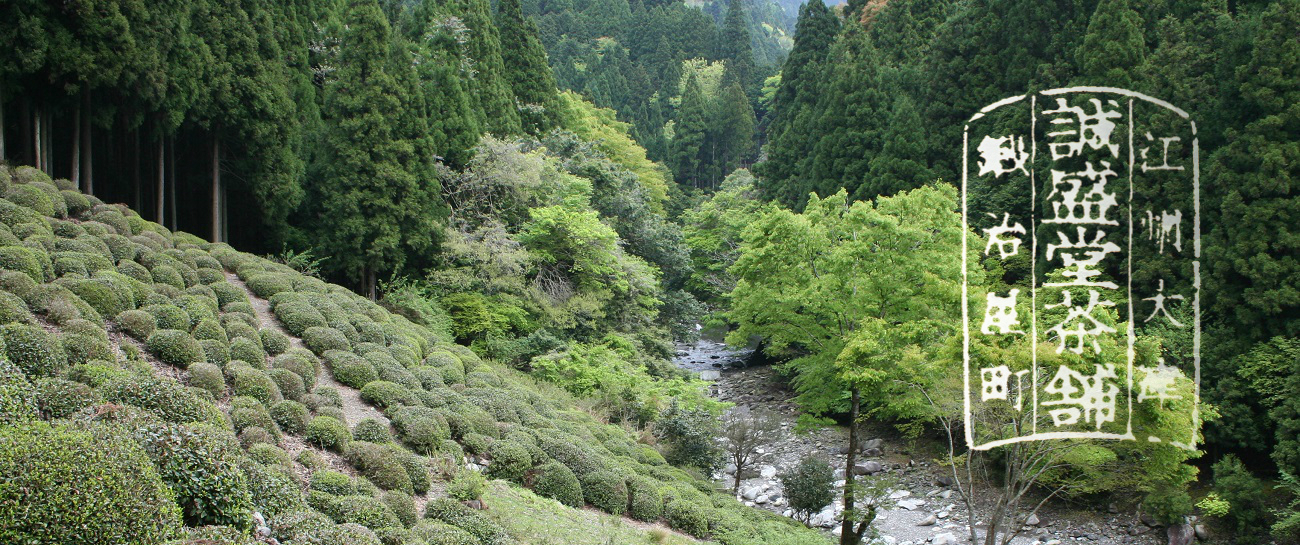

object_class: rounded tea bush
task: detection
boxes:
[144,304,190,330]
[310,469,356,496]
[199,338,231,366]
[627,475,664,522]
[359,380,415,409]
[534,461,584,507]
[60,332,113,366]
[116,309,156,340]
[239,426,277,448]
[245,462,305,519]
[147,329,205,368]
[486,439,532,482]
[0,422,182,545]
[248,443,293,468]
[260,328,290,356]
[381,490,419,529]
[133,423,255,529]
[273,351,318,389]
[665,499,709,537]
[2,323,67,377]
[410,521,478,545]
[306,415,351,452]
[353,417,393,444]
[389,406,449,455]
[231,368,283,405]
[303,326,350,355]
[422,498,509,545]
[34,377,99,419]
[269,400,310,435]
[0,290,35,325]
[343,441,412,493]
[269,367,305,401]
[580,470,629,515]
[327,351,377,389]
[0,245,47,283]
[246,273,294,298]
[186,362,227,398]
[230,336,266,366]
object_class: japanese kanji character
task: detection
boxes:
[1042,363,1119,430]
[983,213,1027,259]
[1137,358,1184,409]
[1043,162,1120,225]
[981,289,1025,335]
[1142,279,1185,327]
[1044,227,1121,289]
[977,135,1030,178]
[1045,289,1117,355]
[1139,133,1185,173]
[1042,97,1123,160]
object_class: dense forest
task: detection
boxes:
[0,0,1298,543]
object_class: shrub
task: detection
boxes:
[296,449,325,471]
[360,380,415,409]
[423,498,509,545]
[310,470,356,496]
[229,400,281,441]
[306,416,351,452]
[245,463,304,519]
[61,332,112,366]
[316,406,347,423]
[779,455,836,525]
[230,336,266,366]
[270,400,310,435]
[200,338,231,366]
[0,291,34,325]
[239,426,277,448]
[389,406,449,455]
[412,367,444,390]
[2,323,66,377]
[0,245,45,282]
[533,461,584,507]
[353,417,393,444]
[461,432,492,456]
[66,361,128,388]
[665,499,709,537]
[177,294,217,327]
[334,496,402,531]
[327,350,377,389]
[411,521,478,545]
[381,491,418,528]
[0,422,182,544]
[62,277,131,318]
[147,329,205,368]
[270,368,306,401]
[273,351,317,388]
[209,282,246,308]
[1210,454,1270,539]
[537,434,601,477]
[261,328,289,355]
[344,441,412,493]
[447,468,486,502]
[135,423,254,529]
[303,326,350,355]
[270,509,344,544]
[33,377,98,419]
[246,273,294,298]
[486,439,532,482]
[307,386,342,409]
[116,309,157,340]
[145,304,191,330]
[151,264,185,289]
[231,368,283,405]
[275,303,327,336]
[187,362,227,397]
[101,374,220,425]
[627,476,664,522]
[248,443,293,468]
[580,470,629,515]
[193,319,227,342]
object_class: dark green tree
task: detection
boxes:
[669,72,709,189]
[497,0,562,134]
[416,0,521,135]
[710,81,756,185]
[717,0,755,87]
[1076,0,1146,86]
[315,0,445,297]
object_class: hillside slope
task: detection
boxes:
[0,164,828,545]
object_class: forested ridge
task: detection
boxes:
[0,0,1299,543]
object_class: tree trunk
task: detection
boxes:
[840,386,862,545]
[212,136,221,242]
[156,134,164,224]
[33,107,42,172]
[0,87,6,162]
[168,136,176,230]
[82,90,93,194]
[71,107,80,186]
[133,130,141,211]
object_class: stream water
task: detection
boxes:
[671,338,1163,545]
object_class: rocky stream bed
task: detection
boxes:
[674,339,1193,545]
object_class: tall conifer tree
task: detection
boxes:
[497,0,562,134]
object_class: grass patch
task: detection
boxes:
[481,480,700,545]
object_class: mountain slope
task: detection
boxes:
[0,164,828,545]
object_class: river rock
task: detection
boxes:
[724,463,737,474]
[889,490,912,500]
[862,438,884,450]
[933,532,957,545]
[918,514,937,526]
[1168,523,1195,545]
[1194,524,1208,541]
[1026,513,1041,527]
[760,465,777,478]
[897,498,925,511]
[852,461,883,475]
[700,370,721,381]
[743,487,761,501]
